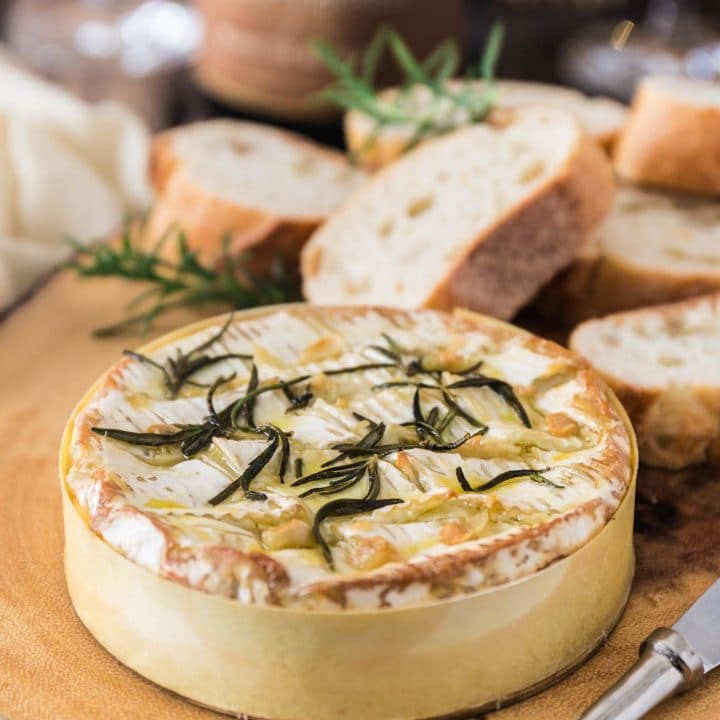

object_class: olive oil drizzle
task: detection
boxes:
[92,326,551,566]
[123,316,252,397]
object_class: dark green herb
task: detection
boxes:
[322,420,387,468]
[208,425,288,504]
[313,22,505,161]
[312,498,404,565]
[124,315,250,397]
[447,376,531,428]
[241,363,259,428]
[323,362,396,376]
[294,427,486,501]
[455,466,473,492]
[281,381,314,412]
[92,373,310,458]
[66,227,300,337]
[276,426,291,483]
[460,467,562,493]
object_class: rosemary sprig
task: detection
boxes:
[293,425,487,498]
[93,328,555,570]
[92,373,310,458]
[124,315,251,397]
[455,466,563,493]
[208,424,292,504]
[314,22,505,161]
[66,227,300,337]
[446,375,531,428]
[313,498,404,565]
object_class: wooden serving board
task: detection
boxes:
[1,270,719,720]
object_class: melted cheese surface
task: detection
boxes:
[66,307,632,609]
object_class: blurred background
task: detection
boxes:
[0,0,718,312]
[1,0,718,138]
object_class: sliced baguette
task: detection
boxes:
[302,106,615,319]
[571,293,720,469]
[614,75,720,195]
[533,185,720,325]
[345,80,627,170]
[145,120,366,271]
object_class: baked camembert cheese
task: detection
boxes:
[65,306,632,611]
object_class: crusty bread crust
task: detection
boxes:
[303,111,615,319]
[614,80,720,195]
[145,122,359,271]
[535,252,720,327]
[570,293,720,469]
[423,135,615,319]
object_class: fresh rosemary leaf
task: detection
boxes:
[228,375,311,427]
[180,426,218,458]
[435,406,458,435]
[293,461,368,487]
[372,380,440,391]
[314,22,505,162]
[456,360,484,376]
[92,426,183,445]
[122,350,171,387]
[276,425,291,483]
[300,466,366,499]
[368,343,401,363]
[243,363,259,428]
[472,468,561,493]
[321,421,386,468]
[323,362,395,376]
[480,22,505,82]
[365,460,381,501]
[208,426,280,505]
[206,373,235,420]
[440,389,486,430]
[67,227,301,337]
[447,376,531,428]
[281,381,314,412]
[455,466,473,492]
[312,497,403,565]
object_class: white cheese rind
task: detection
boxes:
[66,306,632,610]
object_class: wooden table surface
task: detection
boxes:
[1,270,719,720]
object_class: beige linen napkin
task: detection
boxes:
[0,52,152,309]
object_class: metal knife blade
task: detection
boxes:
[579,579,720,720]
[673,578,720,672]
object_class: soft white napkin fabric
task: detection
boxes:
[0,53,152,309]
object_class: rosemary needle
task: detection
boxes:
[66,227,300,337]
[314,22,505,162]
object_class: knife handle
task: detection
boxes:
[579,628,705,720]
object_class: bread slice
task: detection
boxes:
[302,106,615,319]
[533,185,720,325]
[344,80,627,170]
[145,120,366,272]
[571,293,720,469]
[614,75,720,195]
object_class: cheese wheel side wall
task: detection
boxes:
[59,306,638,719]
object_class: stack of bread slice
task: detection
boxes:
[534,184,720,325]
[563,75,720,468]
